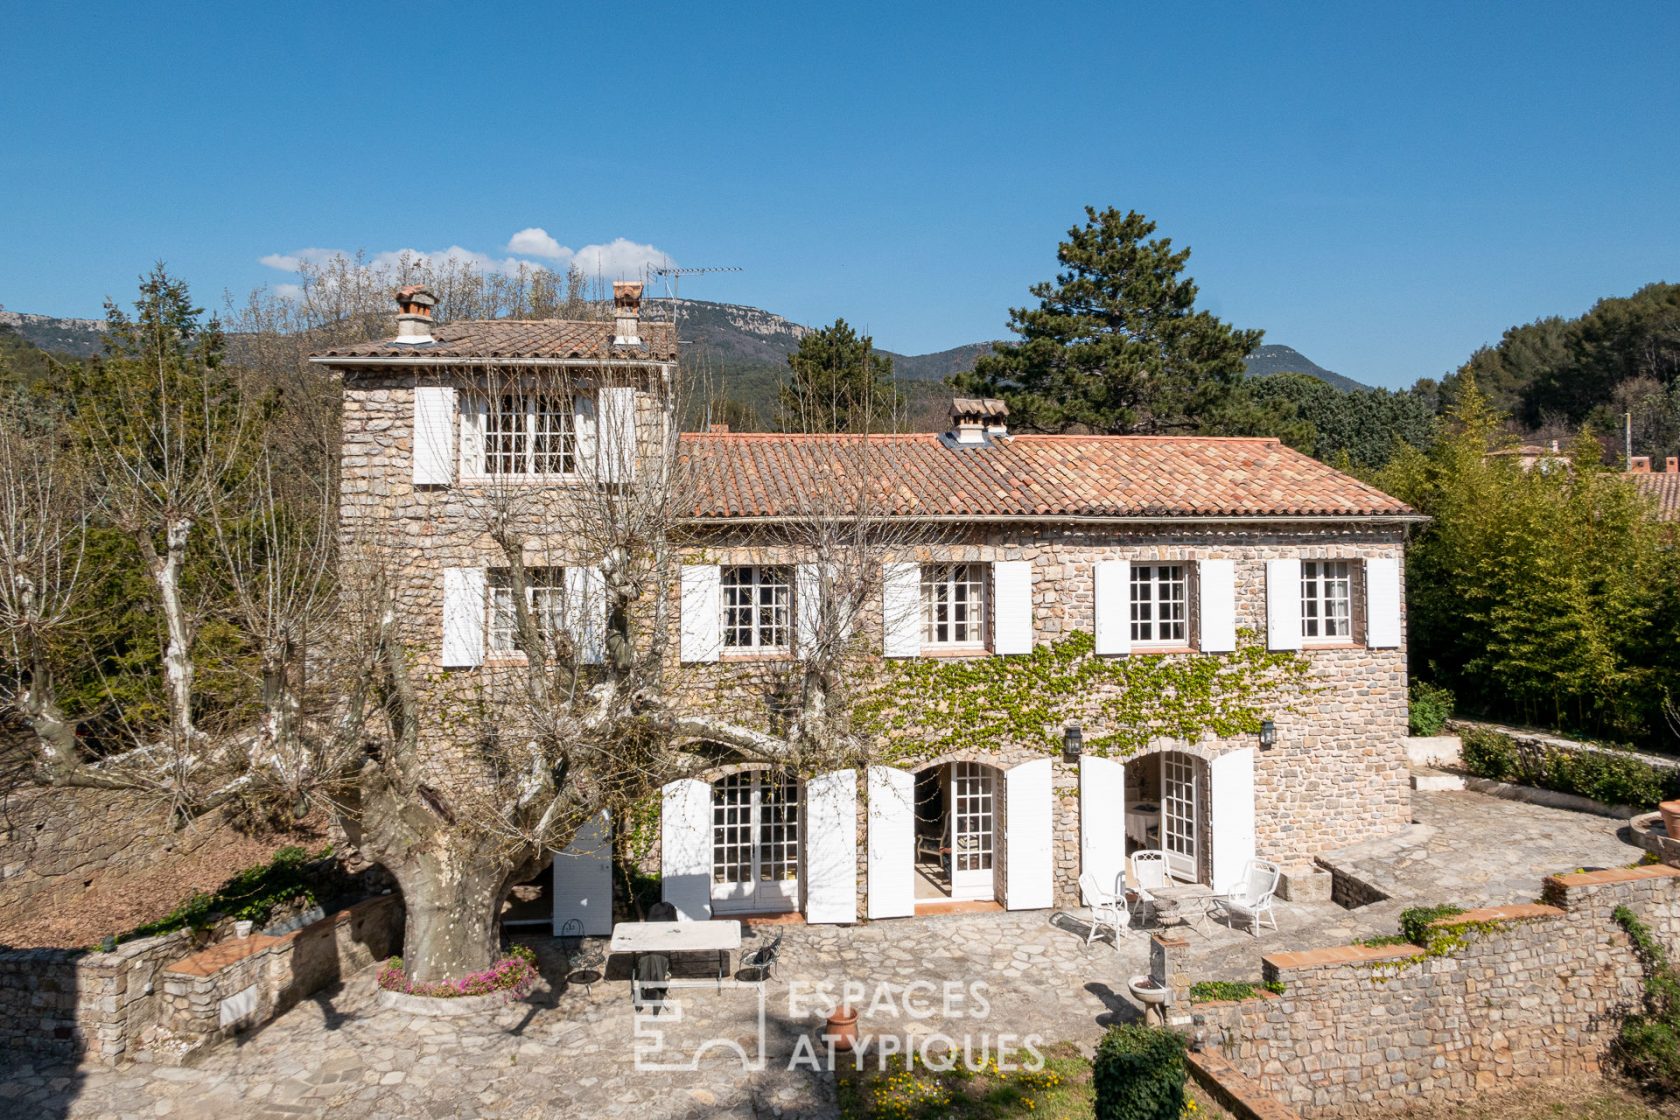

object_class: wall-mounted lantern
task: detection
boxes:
[1062,722,1084,764]
[1259,718,1277,751]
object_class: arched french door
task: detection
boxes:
[911,760,1000,903]
[711,771,800,914]
[1160,752,1200,882]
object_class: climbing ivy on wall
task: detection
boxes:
[857,629,1314,764]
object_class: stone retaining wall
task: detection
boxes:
[1191,865,1680,1116]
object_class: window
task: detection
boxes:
[1301,560,1352,641]
[921,563,987,648]
[721,565,791,653]
[488,568,566,654]
[1130,563,1187,645]
[484,393,575,475]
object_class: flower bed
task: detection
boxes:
[376,944,538,1001]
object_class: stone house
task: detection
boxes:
[313,286,1422,934]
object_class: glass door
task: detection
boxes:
[712,772,800,913]
[1161,753,1199,882]
[949,762,996,900]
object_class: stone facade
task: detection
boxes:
[333,360,1411,923]
[1192,865,1680,1115]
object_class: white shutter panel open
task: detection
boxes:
[1365,557,1402,649]
[1080,756,1126,903]
[866,766,916,919]
[1093,560,1132,656]
[441,567,485,668]
[459,392,486,478]
[679,565,721,663]
[796,563,823,659]
[881,562,921,658]
[596,386,638,484]
[1004,758,1054,911]
[991,560,1033,655]
[1210,747,1258,894]
[1198,559,1237,653]
[413,385,456,486]
[553,811,613,935]
[565,566,607,665]
[661,778,712,920]
[805,769,858,924]
[1266,558,1303,651]
[572,394,598,480]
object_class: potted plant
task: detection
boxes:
[823,1005,858,1052]
[1659,799,1680,840]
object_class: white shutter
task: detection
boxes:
[1266,558,1303,651]
[1210,747,1257,894]
[596,386,638,484]
[553,811,613,936]
[572,394,598,479]
[881,562,921,658]
[459,392,486,478]
[796,563,823,658]
[679,565,721,663]
[805,769,858,924]
[866,766,916,919]
[1093,560,1132,656]
[1198,559,1237,653]
[991,560,1033,655]
[660,779,712,920]
[441,567,485,668]
[413,385,456,486]
[1079,756,1127,903]
[565,566,607,665]
[1365,557,1402,649]
[1003,758,1054,911]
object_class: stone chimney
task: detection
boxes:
[1667,457,1678,474]
[1630,455,1652,474]
[393,285,437,345]
[612,281,643,347]
[948,397,1009,445]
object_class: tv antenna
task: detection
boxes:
[647,264,742,306]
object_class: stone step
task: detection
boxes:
[1410,766,1465,792]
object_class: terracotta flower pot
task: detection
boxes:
[823,1005,859,1052]
[1659,800,1680,841]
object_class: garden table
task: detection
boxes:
[609,920,742,987]
[1148,882,1214,936]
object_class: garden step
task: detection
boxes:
[1409,766,1465,792]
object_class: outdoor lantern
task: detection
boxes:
[1259,718,1277,751]
[1062,722,1083,763]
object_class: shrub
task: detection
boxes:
[1093,1024,1187,1120]
[1408,680,1455,736]
[1612,905,1680,1095]
[378,944,539,1001]
[1187,980,1285,1002]
[1459,727,1680,808]
[1460,727,1519,781]
[1399,904,1465,946]
[115,843,334,946]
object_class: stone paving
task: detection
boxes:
[0,789,1642,1120]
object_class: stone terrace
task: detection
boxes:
[0,790,1645,1119]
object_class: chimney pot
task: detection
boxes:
[947,397,1009,445]
[709,422,730,433]
[393,285,437,344]
[1667,457,1678,474]
[612,281,643,347]
[1630,455,1652,474]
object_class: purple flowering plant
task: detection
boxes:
[378,943,539,1001]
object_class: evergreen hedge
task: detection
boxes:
[1093,1024,1187,1120]
[1460,727,1680,809]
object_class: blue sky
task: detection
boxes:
[3,2,1675,388]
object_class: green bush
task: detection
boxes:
[1093,1024,1187,1120]
[1612,905,1680,1094]
[1399,904,1465,946]
[1407,680,1455,736]
[116,844,334,945]
[1187,980,1285,1002]
[1459,727,1680,808]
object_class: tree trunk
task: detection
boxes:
[386,839,546,983]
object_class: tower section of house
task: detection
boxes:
[318,293,1422,931]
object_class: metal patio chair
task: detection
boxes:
[1207,858,1282,937]
[1078,871,1130,946]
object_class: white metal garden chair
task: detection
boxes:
[1129,849,1172,926]
[1077,871,1130,946]
[1207,858,1282,937]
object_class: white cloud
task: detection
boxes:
[569,237,674,281]
[507,227,568,259]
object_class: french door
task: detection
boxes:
[712,771,800,913]
[1161,753,1199,882]
[949,762,996,901]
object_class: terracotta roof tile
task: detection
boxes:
[314,319,677,362]
[1632,472,1680,521]
[678,433,1417,520]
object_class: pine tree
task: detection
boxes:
[776,318,902,434]
[953,207,1262,434]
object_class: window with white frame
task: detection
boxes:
[721,565,792,652]
[1301,560,1353,641]
[1130,563,1187,645]
[484,392,575,475]
[488,567,566,654]
[921,562,987,648]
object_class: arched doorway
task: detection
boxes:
[711,770,800,914]
[1122,750,1208,883]
[912,761,1000,902]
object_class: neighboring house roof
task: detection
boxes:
[313,319,678,362]
[1631,472,1680,521]
[678,433,1419,521]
